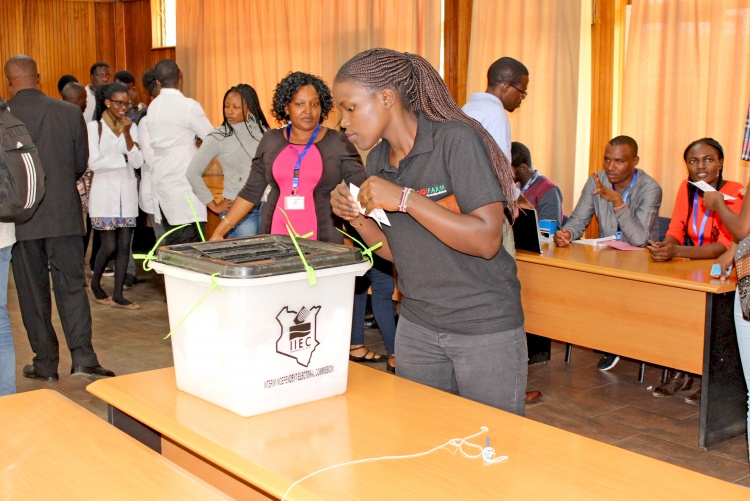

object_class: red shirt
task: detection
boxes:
[665,179,744,248]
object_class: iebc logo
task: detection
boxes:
[275,306,321,367]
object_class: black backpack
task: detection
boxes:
[0,97,44,223]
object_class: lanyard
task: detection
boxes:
[613,171,637,235]
[613,170,638,203]
[521,171,540,193]
[692,191,712,246]
[286,123,321,195]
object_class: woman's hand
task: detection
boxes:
[711,247,735,280]
[208,232,224,242]
[358,177,404,213]
[702,191,726,212]
[207,199,231,214]
[330,182,361,220]
[647,240,676,262]
[120,116,133,134]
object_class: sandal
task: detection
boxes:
[88,286,111,305]
[386,354,395,374]
[110,299,141,310]
[349,345,385,363]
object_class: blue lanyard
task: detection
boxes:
[692,191,711,246]
[613,170,638,203]
[521,171,540,193]
[286,123,321,195]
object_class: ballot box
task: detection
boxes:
[152,235,370,416]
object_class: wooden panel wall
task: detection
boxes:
[444,0,473,106]
[0,0,173,104]
[121,0,176,104]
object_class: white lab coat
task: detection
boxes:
[87,121,143,218]
[137,115,156,215]
[146,88,213,225]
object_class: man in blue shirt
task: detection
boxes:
[462,57,529,161]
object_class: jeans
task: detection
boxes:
[395,316,527,416]
[0,245,14,396]
[351,256,397,355]
[734,290,750,461]
[222,201,264,238]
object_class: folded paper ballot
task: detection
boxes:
[689,180,736,200]
[349,183,391,227]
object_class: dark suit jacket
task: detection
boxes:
[9,88,88,240]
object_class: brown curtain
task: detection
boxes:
[466,0,586,215]
[621,0,750,216]
[176,0,441,128]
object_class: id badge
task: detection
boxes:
[284,195,305,210]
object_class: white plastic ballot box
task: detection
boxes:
[151,235,370,416]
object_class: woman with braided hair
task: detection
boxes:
[330,49,526,415]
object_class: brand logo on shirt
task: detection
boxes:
[416,184,447,198]
[275,305,321,367]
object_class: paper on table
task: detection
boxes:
[349,184,391,227]
[573,235,617,246]
[689,181,736,200]
[604,240,643,251]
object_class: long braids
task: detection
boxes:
[336,48,517,219]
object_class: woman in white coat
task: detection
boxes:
[87,83,143,310]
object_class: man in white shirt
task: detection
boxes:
[83,62,111,124]
[147,59,213,245]
[462,57,529,161]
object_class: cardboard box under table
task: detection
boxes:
[152,235,370,417]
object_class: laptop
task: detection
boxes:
[512,207,542,254]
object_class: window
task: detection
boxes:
[151,0,176,48]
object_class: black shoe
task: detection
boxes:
[123,273,138,290]
[363,317,378,329]
[22,365,59,382]
[71,364,116,380]
[102,267,114,277]
[597,354,620,371]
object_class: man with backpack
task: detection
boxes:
[4,55,114,381]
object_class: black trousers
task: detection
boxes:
[159,209,206,247]
[12,235,99,376]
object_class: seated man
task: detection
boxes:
[553,135,662,371]
[511,141,563,225]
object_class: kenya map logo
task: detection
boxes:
[275,306,321,367]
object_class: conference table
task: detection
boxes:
[88,365,748,500]
[516,241,746,449]
[0,389,230,499]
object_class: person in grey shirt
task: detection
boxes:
[186,84,270,237]
[554,135,662,371]
[554,135,662,248]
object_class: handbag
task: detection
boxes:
[734,235,750,320]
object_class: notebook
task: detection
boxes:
[512,207,542,254]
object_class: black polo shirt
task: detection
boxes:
[367,112,524,335]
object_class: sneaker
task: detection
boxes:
[597,354,620,371]
[102,267,114,277]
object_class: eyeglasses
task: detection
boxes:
[110,100,133,110]
[507,83,528,99]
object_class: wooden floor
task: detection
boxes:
[6,264,750,489]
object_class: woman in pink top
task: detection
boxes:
[210,72,365,243]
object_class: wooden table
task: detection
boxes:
[0,389,229,499]
[88,365,748,500]
[516,241,746,448]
